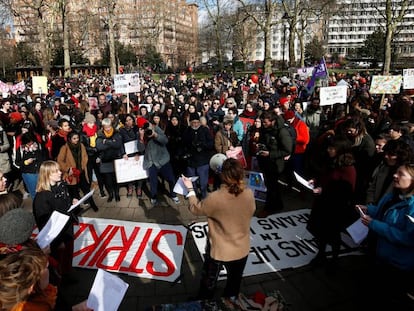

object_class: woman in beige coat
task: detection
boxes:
[182,158,255,300]
[57,131,98,211]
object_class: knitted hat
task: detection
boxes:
[189,113,200,122]
[283,110,295,121]
[84,113,96,124]
[279,97,289,105]
[0,208,35,245]
[223,116,233,125]
[136,117,149,128]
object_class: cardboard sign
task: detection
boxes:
[114,156,148,183]
[369,75,402,94]
[114,73,140,94]
[32,76,48,94]
[319,85,348,106]
[403,69,414,89]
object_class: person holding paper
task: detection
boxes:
[307,136,357,268]
[358,163,414,307]
[182,158,255,300]
[119,114,145,198]
[33,161,79,281]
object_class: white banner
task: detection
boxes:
[319,85,348,106]
[32,76,48,94]
[114,156,148,183]
[114,73,140,94]
[190,209,359,277]
[72,218,187,282]
[403,68,414,89]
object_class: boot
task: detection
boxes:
[127,184,133,198]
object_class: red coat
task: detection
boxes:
[292,118,310,154]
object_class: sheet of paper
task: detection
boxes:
[36,211,70,249]
[407,214,414,223]
[346,219,369,245]
[68,189,95,212]
[87,269,129,311]
[173,176,199,195]
[293,172,314,190]
[124,140,138,155]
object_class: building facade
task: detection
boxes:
[13,0,199,70]
[325,0,414,59]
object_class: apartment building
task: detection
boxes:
[325,0,414,59]
[13,0,199,69]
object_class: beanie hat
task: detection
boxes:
[0,208,35,245]
[189,113,200,122]
[223,116,233,125]
[84,113,96,124]
[283,110,295,120]
[136,116,149,129]
[279,97,289,106]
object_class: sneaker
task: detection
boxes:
[172,196,180,204]
[99,191,107,198]
[150,198,158,206]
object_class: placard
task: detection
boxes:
[403,68,414,89]
[32,76,48,94]
[369,75,402,94]
[114,73,140,94]
[124,140,138,155]
[114,156,148,183]
[319,85,348,106]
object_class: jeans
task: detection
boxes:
[148,162,177,199]
[22,173,38,199]
[187,164,209,199]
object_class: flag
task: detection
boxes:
[306,58,328,93]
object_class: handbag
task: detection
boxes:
[225,146,247,168]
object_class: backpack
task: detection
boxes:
[283,121,297,155]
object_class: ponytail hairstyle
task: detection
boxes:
[220,158,245,196]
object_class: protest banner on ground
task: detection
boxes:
[190,209,359,277]
[369,75,402,94]
[72,218,187,282]
[319,85,348,106]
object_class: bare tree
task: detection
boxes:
[236,0,281,74]
[198,0,234,70]
[380,0,409,74]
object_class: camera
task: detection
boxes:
[143,123,153,137]
[256,143,268,155]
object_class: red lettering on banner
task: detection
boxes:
[95,226,140,270]
[87,225,121,267]
[147,230,183,276]
[119,228,153,274]
[73,224,114,266]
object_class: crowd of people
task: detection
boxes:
[0,69,413,308]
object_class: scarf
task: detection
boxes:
[103,127,114,138]
[57,129,70,141]
[23,141,39,153]
[82,123,98,137]
[68,141,82,170]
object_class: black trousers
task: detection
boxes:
[67,171,98,209]
[198,244,248,300]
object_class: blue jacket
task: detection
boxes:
[367,193,414,271]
